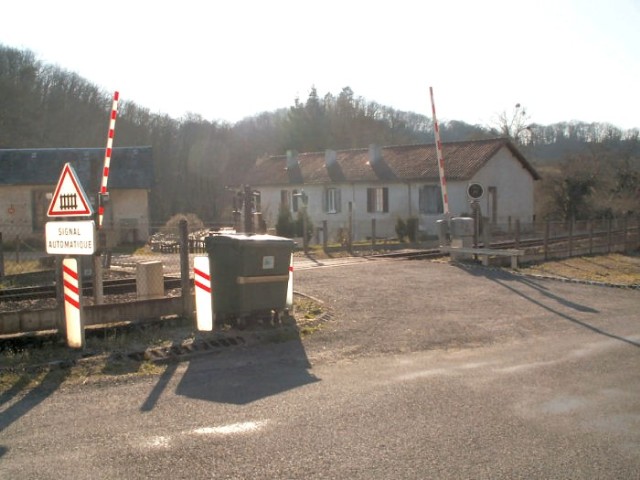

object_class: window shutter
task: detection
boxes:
[335,188,342,213]
[367,188,374,213]
[323,188,328,213]
[382,187,389,213]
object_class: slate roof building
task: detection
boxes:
[0,146,153,244]
[245,138,540,242]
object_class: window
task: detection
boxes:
[367,187,388,213]
[419,185,444,214]
[281,189,301,212]
[324,188,341,214]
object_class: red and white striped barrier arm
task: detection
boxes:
[429,87,450,217]
[98,91,119,228]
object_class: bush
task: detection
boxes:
[395,217,407,242]
[406,216,419,242]
[276,205,294,237]
[294,209,314,241]
[162,213,204,233]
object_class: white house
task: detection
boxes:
[0,146,154,245]
[245,138,540,242]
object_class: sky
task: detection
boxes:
[2,0,639,130]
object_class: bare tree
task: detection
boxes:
[493,103,532,145]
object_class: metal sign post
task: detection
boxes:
[62,258,85,348]
[46,163,96,349]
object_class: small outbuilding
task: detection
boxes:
[0,146,153,245]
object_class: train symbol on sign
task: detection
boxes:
[47,163,94,217]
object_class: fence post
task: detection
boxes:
[623,215,629,253]
[588,219,594,255]
[347,202,353,254]
[15,235,20,264]
[371,218,376,251]
[514,219,520,250]
[568,217,574,257]
[322,220,328,252]
[179,219,192,319]
[544,219,550,261]
[607,217,613,253]
[0,232,4,277]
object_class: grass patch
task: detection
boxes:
[0,296,326,393]
[520,252,640,285]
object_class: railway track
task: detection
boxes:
[2,227,635,303]
[0,277,183,302]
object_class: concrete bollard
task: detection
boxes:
[136,261,164,300]
[450,217,474,261]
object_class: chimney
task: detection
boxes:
[368,144,383,165]
[285,149,303,184]
[325,149,337,169]
[286,150,299,170]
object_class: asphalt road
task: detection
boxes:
[1,259,639,479]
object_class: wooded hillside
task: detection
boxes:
[1,45,638,223]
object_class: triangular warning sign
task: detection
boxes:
[47,163,94,217]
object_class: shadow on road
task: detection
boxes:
[139,340,181,413]
[175,324,319,405]
[455,264,640,348]
[0,367,70,433]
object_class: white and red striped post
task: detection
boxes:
[98,91,120,229]
[194,256,213,331]
[286,253,294,312]
[62,258,85,348]
[429,87,450,217]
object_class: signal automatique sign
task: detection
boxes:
[46,221,97,255]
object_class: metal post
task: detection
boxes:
[93,191,105,305]
[515,219,521,250]
[588,219,594,255]
[302,211,308,254]
[179,219,191,319]
[93,254,104,305]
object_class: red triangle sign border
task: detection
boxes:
[47,163,94,217]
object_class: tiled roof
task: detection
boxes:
[0,147,154,190]
[246,138,539,186]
